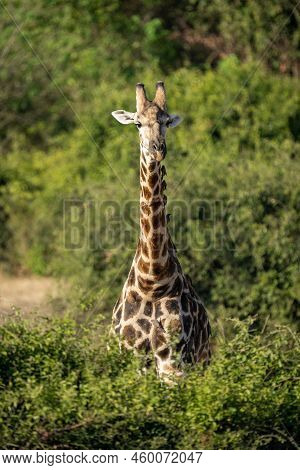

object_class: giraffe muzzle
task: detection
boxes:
[152,142,167,161]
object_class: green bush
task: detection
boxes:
[0,315,299,449]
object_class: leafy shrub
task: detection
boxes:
[0,315,299,449]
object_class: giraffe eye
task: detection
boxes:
[136,122,142,128]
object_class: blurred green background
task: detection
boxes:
[0,0,300,450]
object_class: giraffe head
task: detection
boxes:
[112,82,182,161]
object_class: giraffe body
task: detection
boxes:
[112,82,211,378]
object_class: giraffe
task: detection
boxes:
[111,81,211,379]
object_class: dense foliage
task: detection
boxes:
[0,0,299,450]
[0,316,299,450]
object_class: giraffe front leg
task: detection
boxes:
[152,321,184,382]
[155,350,184,385]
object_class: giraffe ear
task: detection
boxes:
[112,110,135,125]
[168,114,182,128]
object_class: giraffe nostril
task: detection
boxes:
[151,142,166,156]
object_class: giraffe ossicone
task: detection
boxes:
[111,81,211,379]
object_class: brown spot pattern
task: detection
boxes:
[137,338,151,352]
[123,325,136,345]
[137,318,151,333]
[144,301,153,316]
[149,172,158,186]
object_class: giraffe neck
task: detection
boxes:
[135,146,177,293]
